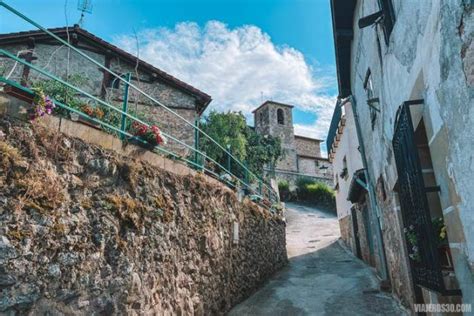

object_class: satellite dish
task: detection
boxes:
[77,0,93,26]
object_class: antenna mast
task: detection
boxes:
[77,0,93,27]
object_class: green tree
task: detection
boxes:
[200,111,248,170]
[199,111,282,181]
[245,129,282,175]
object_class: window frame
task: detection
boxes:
[364,69,378,130]
[378,0,396,44]
[277,108,285,125]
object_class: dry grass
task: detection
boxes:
[6,227,32,241]
[106,193,146,228]
[17,166,66,211]
[154,194,173,223]
[31,122,73,162]
[0,140,23,170]
[51,221,67,235]
[80,197,93,209]
[118,161,143,189]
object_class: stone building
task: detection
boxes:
[253,100,332,185]
[0,25,212,154]
[329,0,473,312]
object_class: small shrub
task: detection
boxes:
[17,166,65,211]
[295,177,315,191]
[295,177,336,210]
[278,180,290,201]
[305,183,335,206]
[0,141,23,170]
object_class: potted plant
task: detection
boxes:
[129,121,167,150]
[404,225,421,263]
[73,104,105,129]
[29,88,55,121]
[432,217,454,269]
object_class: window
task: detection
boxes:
[259,112,264,125]
[378,0,396,44]
[277,108,284,125]
[364,69,379,130]
[358,0,395,45]
[340,156,348,180]
[393,103,459,294]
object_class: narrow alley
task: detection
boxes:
[229,203,407,316]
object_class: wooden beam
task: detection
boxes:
[20,38,36,86]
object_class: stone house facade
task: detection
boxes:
[253,100,332,186]
[329,0,473,312]
[0,25,212,155]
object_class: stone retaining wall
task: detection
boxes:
[0,115,287,315]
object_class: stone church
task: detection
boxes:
[252,100,332,185]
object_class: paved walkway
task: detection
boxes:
[228,203,407,316]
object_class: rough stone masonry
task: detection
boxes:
[0,117,287,315]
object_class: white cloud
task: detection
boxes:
[114,21,336,139]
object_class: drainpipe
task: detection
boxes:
[341,94,389,282]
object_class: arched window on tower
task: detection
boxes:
[277,108,284,125]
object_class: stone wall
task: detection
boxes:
[254,103,298,173]
[108,58,198,110]
[0,116,287,315]
[254,106,270,135]
[338,215,354,252]
[347,0,473,308]
[297,156,318,176]
[128,103,197,156]
[294,136,321,158]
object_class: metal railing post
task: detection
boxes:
[194,117,201,170]
[120,73,131,139]
[226,144,231,174]
[244,161,249,188]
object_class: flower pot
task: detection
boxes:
[438,244,454,270]
[76,115,102,130]
[127,136,156,150]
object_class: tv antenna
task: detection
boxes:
[77,0,93,26]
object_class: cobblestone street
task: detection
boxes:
[229,203,407,316]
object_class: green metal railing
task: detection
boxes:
[0,1,278,205]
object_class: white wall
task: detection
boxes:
[332,102,363,220]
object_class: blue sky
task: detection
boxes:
[0,0,336,146]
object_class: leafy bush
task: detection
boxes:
[278,180,290,201]
[295,177,316,191]
[295,177,336,210]
[31,76,152,138]
[32,74,88,115]
[305,183,335,205]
